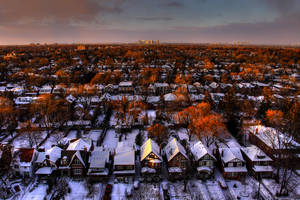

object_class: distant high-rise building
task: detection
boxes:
[137,40,159,45]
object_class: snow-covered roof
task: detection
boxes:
[190,141,216,161]
[209,82,218,89]
[35,167,54,175]
[168,167,182,173]
[114,142,135,166]
[114,150,135,166]
[253,165,273,172]
[248,125,300,149]
[164,93,177,101]
[219,147,244,163]
[46,146,62,163]
[89,149,109,169]
[164,138,188,162]
[67,138,92,151]
[154,83,169,87]
[36,152,46,163]
[241,145,272,162]
[140,139,162,162]
[119,81,133,87]
[141,167,156,174]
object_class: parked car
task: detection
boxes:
[105,184,113,194]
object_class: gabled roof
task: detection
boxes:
[164,93,177,102]
[70,151,86,168]
[190,141,216,161]
[67,138,92,151]
[219,147,244,163]
[140,139,162,162]
[164,138,188,162]
[46,146,62,163]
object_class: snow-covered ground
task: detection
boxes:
[102,129,118,151]
[85,129,102,143]
[133,183,160,200]
[111,183,133,200]
[226,179,256,200]
[168,182,192,200]
[65,180,89,200]
[21,184,47,200]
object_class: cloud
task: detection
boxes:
[0,0,125,25]
[263,0,299,14]
[136,17,174,21]
[165,1,184,8]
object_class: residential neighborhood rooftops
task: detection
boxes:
[164,138,187,162]
[190,141,216,161]
[67,138,92,151]
[219,147,244,163]
[241,145,272,162]
[140,138,162,162]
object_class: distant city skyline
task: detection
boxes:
[0,0,300,45]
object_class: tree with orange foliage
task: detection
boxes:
[176,102,225,144]
[190,113,225,146]
[147,123,168,144]
[31,94,70,135]
[174,74,192,85]
[0,97,17,136]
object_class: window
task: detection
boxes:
[74,168,82,175]
[228,162,233,167]
[74,158,81,165]
[236,162,243,167]
[181,160,186,169]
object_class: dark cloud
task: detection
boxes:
[136,17,174,21]
[165,1,184,8]
[0,0,124,25]
[0,0,300,44]
[263,0,299,14]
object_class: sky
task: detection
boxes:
[0,0,300,45]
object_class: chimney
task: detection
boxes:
[221,149,224,157]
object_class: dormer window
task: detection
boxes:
[61,156,68,165]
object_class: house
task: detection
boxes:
[87,147,110,182]
[12,148,37,177]
[113,142,135,182]
[248,125,300,167]
[217,147,247,180]
[59,150,89,177]
[118,81,134,94]
[190,141,216,179]
[35,146,62,178]
[241,145,273,179]
[57,138,92,177]
[140,139,162,181]
[163,138,189,180]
